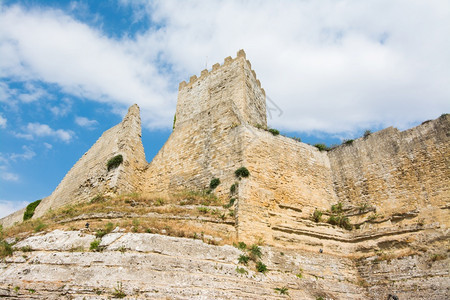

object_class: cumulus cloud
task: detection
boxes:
[0,114,6,128]
[1,1,449,135]
[0,4,175,129]
[16,123,74,143]
[75,116,98,128]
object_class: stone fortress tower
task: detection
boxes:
[1,49,449,299]
[2,50,449,250]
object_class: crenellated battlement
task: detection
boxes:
[178,50,265,96]
[175,49,267,129]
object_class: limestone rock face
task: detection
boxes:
[31,104,146,221]
[0,230,368,300]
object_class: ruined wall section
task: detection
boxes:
[33,104,147,218]
[328,114,450,227]
[143,50,267,197]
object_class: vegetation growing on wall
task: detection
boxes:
[314,144,329,151]
[209,178,220,189]
[267,128,280,136]
[107,154,123,171]
[23,199,42,221]
[235,167,250,178]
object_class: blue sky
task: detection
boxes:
[1,0,449,218]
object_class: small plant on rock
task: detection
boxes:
[234,241,247,250]
[331,202,343,213]
[343,139,354,145]
[209,178,220,189]
[107,154,123,171]
[314,143,329,151]
[268,128,280,136]
[230,183,238,194]
[236,266,248,274]
[90,239,101,251]
[113,281,126,298]
[312,209,323,223]
[274,287,289,295]
[363,130,372,139]
[249,244,262,260]
[238,254,250,265]
[256,261,267,273]
[224,198,236,208]
[235,167,250,178]
[0,240,13,259]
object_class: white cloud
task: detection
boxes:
[50,98,72,117]
[75,116,98,128]
[1,172,19,182]
[0,1,449,134]
[8,145,36,161]
[0,114,6,128]
[0,200,28,219]
[0,4,175,129]
[18,82,48,103]
[16,123,74,143]
[43,142,53,149]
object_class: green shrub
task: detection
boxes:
[331,202,343,213]
[249,244,262,260]
[23,199,41,221]
[316,297,324,300]
[90,239,101,251]
[113,282,126,298]
[224,198,236,209]
[235,241,247,250]
[312,209,323,223]
[268,128,280,136]
[236,266,248,274]
[291,136,301,142]
[155,198,165,206]
[173,114,176,130]
[343,139,354,145]
[105,222,114,232]
[314,144,329,151]
[0,240,13,258]
[238,254,250,265]
[363,130,372,138]
[230,183,237,194]
[327,215,352,230]
[197,206,210,214]
[274,287,289,295]
[107,154,123,171]
[235,167,250,178]
[256,261,267,273]
[209,178,220,189]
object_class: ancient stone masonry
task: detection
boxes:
[1,50,449,299]
[1,105,147,227]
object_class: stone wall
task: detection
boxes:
[33,104,147,219]
[328,114,450,227]
[236,126,338,244]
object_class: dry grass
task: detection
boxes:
[2,191,236,246]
